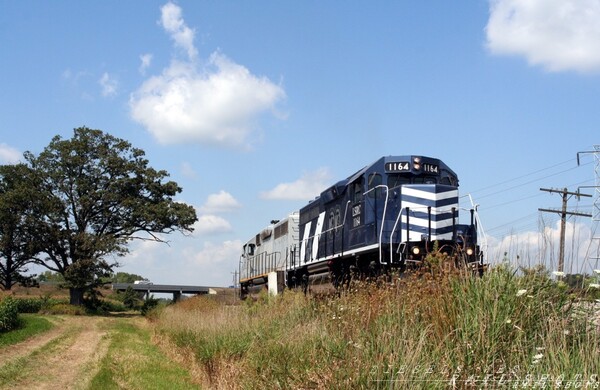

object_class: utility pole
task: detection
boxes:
[539,188,592,275]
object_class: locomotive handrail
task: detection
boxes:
[300,201,351,263]
[388,205,433,265]
[240,251,283,281]
[464,194,488,261]
[313,200,352,237]
[363,185,389,265]
[388,205,479,265]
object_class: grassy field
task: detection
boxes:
[0,314,54,348]
[90,318,199,389]
[0,313,201,389]
[152,262,600,389]
[2,263,598,389]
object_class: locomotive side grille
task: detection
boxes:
[274,220,288,239]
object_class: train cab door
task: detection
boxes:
[348,177,365,248]
[324,205,343,257]
[364,172,384,244]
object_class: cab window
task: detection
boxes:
[387,174,410,189]
[413,176,437,184]
[352,179,363,203]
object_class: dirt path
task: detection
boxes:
[0,316,113,389]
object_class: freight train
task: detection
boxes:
[239,155,484,297]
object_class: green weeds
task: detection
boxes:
[154,262,600,389]
[0,314,53,348]
[90,319,199,389]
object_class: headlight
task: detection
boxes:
[412,247,420,255]
[413,157,421,170]
[466,248,474,256]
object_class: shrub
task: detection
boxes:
[14,298,44,313]
[141,297,160,317]
[0,296,21,332]
[14,296,69,314]
[122,286,142,310]
[100,299,127,313]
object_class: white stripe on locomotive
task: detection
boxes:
[402,187,458,201]
[299,221,311,265]
[312,212,326,261]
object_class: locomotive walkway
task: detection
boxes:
[111,283,212,301]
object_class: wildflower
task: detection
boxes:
[553,271,565,277]
[516,289,527,297]
[590,283,600,289]
[532,353,543,364]
[594,269,600,275]
[563,330,570,336]
[505,318,512,324]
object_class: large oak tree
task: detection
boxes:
[23,127,197,304]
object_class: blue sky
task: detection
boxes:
[1,1,599,286]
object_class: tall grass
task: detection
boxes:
[153,259,599,389]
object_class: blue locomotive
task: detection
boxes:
[239,155,483,297]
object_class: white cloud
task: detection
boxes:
[486,220,597,274]
[0,143,21,164]
[194,214,233,235]
[160,2,198,60]
[118,238,240,286]
[99,72,118,97]
[200,190,241,214]
[139,53,153,75]
[130,53,285,147]
[177,240,242,285]
[261,168,332,201]
[130,2,285,147]
[486,0,600,73]
[184,240,241,267]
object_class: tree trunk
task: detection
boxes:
[2,256,13,290]
[2,273,12,290]
[69,287,85,305]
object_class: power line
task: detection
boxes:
[486,212,539,233]
[474,164,591,201]
[468,159,590,196]
[482,193,543,211]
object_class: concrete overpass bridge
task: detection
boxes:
[111,283,214,302]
